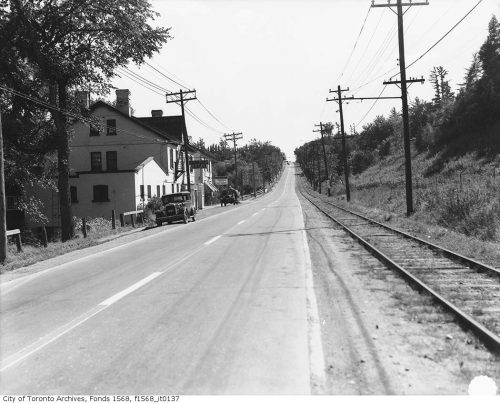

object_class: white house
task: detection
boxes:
[68,89,196,219]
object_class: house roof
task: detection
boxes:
[137,116,197,153]
[90,101,182,145]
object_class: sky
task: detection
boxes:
[110,0,500,160]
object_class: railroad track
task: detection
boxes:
[297,180,500,354]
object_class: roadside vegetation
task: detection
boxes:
[295,15,500,264]
[0,217,140,274]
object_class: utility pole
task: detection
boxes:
[327,86,351,201]
[166,89,197,193]
[0,111,6,263]
[315,143,322,194]
[223,132,243,191]
[313,122,329,183]
[252,160,256,197]
[372,0,429,215]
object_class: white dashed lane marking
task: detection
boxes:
[204,235,222,245]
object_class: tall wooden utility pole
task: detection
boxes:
[252,161,256,197]
[315,143,322,194]
[313,122,329,183]
[371,0,429,215]
[223,132,243,191]
[327,86,351,201]
[166,89,197,193]
[0,112,6,263]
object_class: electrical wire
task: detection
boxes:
[0,84,168,143]
[391,0,485,79]
[344,8,386,85]
[336,5,372,83]
[144,61,191,90]
[355,86,388,127]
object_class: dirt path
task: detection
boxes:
[297,181,500,395]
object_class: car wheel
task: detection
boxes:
[183,210,189,224]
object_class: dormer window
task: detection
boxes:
[106,119,117,135]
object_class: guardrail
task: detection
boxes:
[119,210,144,228]
[6,229,22,252]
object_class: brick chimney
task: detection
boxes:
[115,89,131,116]
[75,90,89,109]
[151,110,163,118]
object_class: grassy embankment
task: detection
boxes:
[324,149,500,267]
[0,217,140,274]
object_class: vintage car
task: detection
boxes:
[220,187,240,206]
[155,191,196,226]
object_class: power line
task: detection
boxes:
[344,7,386,85]
[355,86,387,127]
[391,0,485,79]
[117,67,169,94]
[196,98,234,131]
[145,61,192,90]
[0,84,168,143]
[337,5,372,83]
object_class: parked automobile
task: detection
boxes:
[155,191,196,226]
[220,187,239,206]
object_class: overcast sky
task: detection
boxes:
[110,0,500,159]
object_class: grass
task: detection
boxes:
[1,217,141,274]
[319,150,500,267]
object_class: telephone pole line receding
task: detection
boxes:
[223,132,243,191]
[166,89,197,194]
[313,122,330,186]
[327,86,351,201]
[372,0,429,216]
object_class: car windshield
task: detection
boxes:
[162,194,186,203]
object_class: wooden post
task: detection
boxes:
[120,213,125,227]
[82,217,87,238]
[111,209,116,229]
[0,111,6,263]
[131,214,135,228]
[41,226,48,247]
[15,232,22,252]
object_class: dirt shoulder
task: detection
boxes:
[297,180,500,395]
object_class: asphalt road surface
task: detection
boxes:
[0,165,326,394]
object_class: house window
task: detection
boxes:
[93,185,109,202]
[106,119,117,136]
[156,185,161,197]
[171,184,175,193]
[91,152,102,172]
[169,149,174,169]
[162,185,166,195]
[90,124,99,136]
[106,151,117,171]
[147,185,151,198]
[70,186,78,203]
[189,156,193,173]
[176,183,180,192]
[140,185,145,200]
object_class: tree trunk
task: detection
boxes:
[50,82,74,241]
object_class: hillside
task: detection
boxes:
[322,148,500,267]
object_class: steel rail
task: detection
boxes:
[319,197,500,278]
[299,189,500,354]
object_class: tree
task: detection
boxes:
[1,0,170,240]
[430,66,453,105]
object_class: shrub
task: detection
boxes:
[350,150,374,175]
[421,187,499,241]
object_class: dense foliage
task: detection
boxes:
[0,0,170,240]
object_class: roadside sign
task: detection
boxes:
[213,176,228,186]
[191,159,209,169]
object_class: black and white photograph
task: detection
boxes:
[0,0,499,396]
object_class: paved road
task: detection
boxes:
[0,165,325,394]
